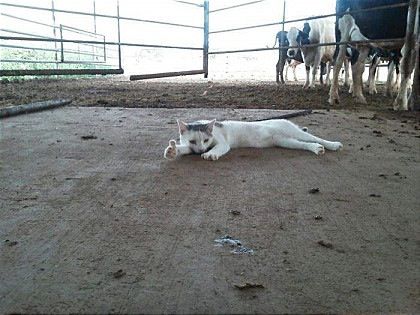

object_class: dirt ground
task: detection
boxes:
[1,104,419,313]
[0,75,412,111]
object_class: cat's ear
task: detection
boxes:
[177,119,188,134]
[206,119,216,133]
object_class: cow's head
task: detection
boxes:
[274,31,289,48]
[287,23,311,58]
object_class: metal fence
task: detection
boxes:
[207,0,409,55]
[0,0,414,79]
[0,0,208,78]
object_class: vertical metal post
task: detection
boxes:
[103,36,107,62]
[93,0,97,62]
[59,24,64,62]
[203,0,209,78]
[93,0,97,34]
[282,0,286,32]
[117,0,122,70]
[51,0,58,69]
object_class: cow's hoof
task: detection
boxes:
[356,96,367,104]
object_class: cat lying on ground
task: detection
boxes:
[164,119,343,161]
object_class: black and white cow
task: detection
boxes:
[329,0,419,110]
[287,18,336,88]
[274,31,303,84]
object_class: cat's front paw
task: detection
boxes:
[312,144,325,155]
[201,152,220,161]
[164,140,178,160]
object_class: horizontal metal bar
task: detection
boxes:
[0,36,204,50]
[130,70,204,80]
[210,2,409,34]
[0,44,105,58]
[0,59,110,65]
[0,43,59,52]
[0,33,105,53]
[209,38,406,55]
[0,68,124,76]
[1,12,57,29]
[1,17,106,51]
[0,2,203,30]
[210,0,265,13]
[61,24,104,38]
[1,28,55,39]
[2,13,105,40]
[210,21,280,34]
[173,1,203,8]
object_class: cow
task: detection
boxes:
[287,18,336,88]
[274,31,303,84]
[329,0,419,110]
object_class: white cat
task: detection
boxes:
[164,119,343,161]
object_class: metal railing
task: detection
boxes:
[207,0,410,55]
[0,0,208,78]
[0,0,413,79]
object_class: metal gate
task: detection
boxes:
[0,0,209,78]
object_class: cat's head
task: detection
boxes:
[177,119,216,154]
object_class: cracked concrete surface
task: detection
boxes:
[1,107,419,313]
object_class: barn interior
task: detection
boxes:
[1,0,419,313]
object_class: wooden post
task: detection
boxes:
[203,0,209,78]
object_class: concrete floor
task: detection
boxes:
[1,107,419,313]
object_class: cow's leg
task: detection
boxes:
[386,60,396,96]
[394,0,419,111]
[392,62,401,93]
[408,34,419,110]
[352,47,369,104]
[303,64,310,89]
[343,58,350,87]
[368,56,380,95]
[281,56,289,84]
[310,51,322,88]
[293,64,298,81]
[394,44,416,110]
[326,62,332,86]
[285,62,290,81]
[320,62,325,85]
[329,44,346,105]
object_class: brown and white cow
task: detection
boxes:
[329,0,419,110]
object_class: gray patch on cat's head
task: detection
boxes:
[215,121,223,128]
[178,119,216,135]
[187,122,212,135]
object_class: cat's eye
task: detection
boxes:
[204,139,209,143]
[189,140,196,145]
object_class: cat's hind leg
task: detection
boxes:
[291,128,343,151]
[276,138,325,155]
